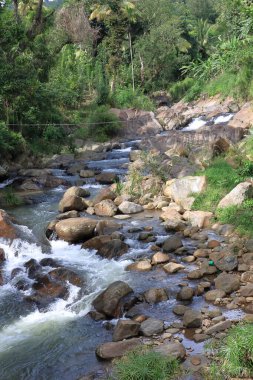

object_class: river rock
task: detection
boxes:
[96,338,141,360]
[241,271,253,283]
[187,269,203,280]
[183,310,202,328]
[113,320,140,342]
[173,305,190,316]
[24,259,42,279]
[79,170,95,178]
[0,209,18,240]
[144,288,168,304]
[209,251,238,271]
[140,318,164,336]
[94,200,118,217]
[59,195,87,213]
[204,320,232,335]
[56,211,80,220]
[153,342,186,360]
[183,211,213,228]
[215,273,240,294]
[0,248,5,264]
[93,188,116,205]
[163,262,185,274]
[245,239,253,251]
[118,201,143,214]
[40,258,60,267]
[204,289,226,302]
[151,252,170,265]
[95,172,118,184]
[160,208,182,222]
[218,182,253,208]
[83,235,128,259]
[92,281,133,318]
[63,186,90,198]
[49,268,84,287]
[177,286,194,301]
[127,260,152,271]
[163,235,183,252]
[242,252,253,265]
[55,217,97,243]
[29,274,69,305]
[240,284,253,297]
[163,176,206,210]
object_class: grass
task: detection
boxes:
[205,324,253,380]
[3,187,22,207]
[192,157,253,236]
[111,349,180,380]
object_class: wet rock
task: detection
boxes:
[218,182,253,208]
[173,305,190,316]
[56,211,80,220]
[45,220,58,239]
[118,201,143,214]
[83,235,128,259]
[0,209,18,240]
[183,211,213,228]
[140,318,164,336]
[163,235,183,252]
[193,333,209,343]
[0,269,3,285]
[94,200,117,217]
[163,262,185,274]
[143,288,168,304]
[79,170,95,178]
[29,274,69,305]
[164,176,206,210]
[154,342,186,360]
[96,338,141,360]
[93,188,116,205]
[183,310,202,328]
[187,269,203,280]
[95,172,118,184]
[215,273,240,294]
[204,320,232,335]
[113,320,140,341]
[204,289,226,302]
[49,268,84,287]
[55,218,97,243]
[24,259,41,279]
[88,311,106,321]
[127,260,152,272]
[63,186,90,199]
[177,287,194,301]
[151,252,170,265]
[138,231,155,241]
[0,248,5,264]
[92,281,133,318]
[209,251,238,271]
[59,195,87,213]
[40,258,60,267]
[11,267,23,279]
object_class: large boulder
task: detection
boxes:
[92,281,133,318]
[209,251,238,271]
[140,318,164,336]
[95,172,118,184]
[215,273,240,294]
[28,274,69,305]
[183,310,202,328]
[0,210,18,240]
[183,211,213,228]
[93,188,116,205]
[163,176,206,210]
[83,235,128,259]
[228,102,253,130]
[113,320,140,342]
[144,288,168,304]
[96,338,141,360]
[163,235,183,252]
[55,218,97,243]
[118,201,143,214]
[59,186,90,213]
[48,268,84,287]
[94,200,117,217]
[154,342,186,361]
[218,182,253,209]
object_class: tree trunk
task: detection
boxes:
[12,0,20,22]
[28,0,44,38]
[128,31,135,92]
[139,52,144,85]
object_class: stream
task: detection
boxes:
[0,114,243,380]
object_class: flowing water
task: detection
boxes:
[0,117,242,380]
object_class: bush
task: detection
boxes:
[206,323,253,379]
[112,349,180,380]
[86,106,121,142]
[0,122,26,158]
[169,77,195,102]
[110,86,155,111]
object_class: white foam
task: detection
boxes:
[182,118,207,131]
[214,114,234,124]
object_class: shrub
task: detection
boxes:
[0,122,26,158]
[206,323,253,379]
[112,349,180,380]
[86,106,121,142]
[110,86,155,111]
[169,77,195,102]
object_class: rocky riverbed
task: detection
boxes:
[0,96,253,380]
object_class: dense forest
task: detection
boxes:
[1,0,253,156]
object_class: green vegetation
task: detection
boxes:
[3,188,23,207]
[206,324,253,379]
[112,350,180,380]
[193,156,253,236]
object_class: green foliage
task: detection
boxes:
[217,201,253,236]
[169,78,195,102]
[207,323,253,379]
[0,122,26,158]
[110,86,154,110]
[112,349,180,380]
[86,106,121,142]
[141,151,167,181]
[3,188,23,207]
